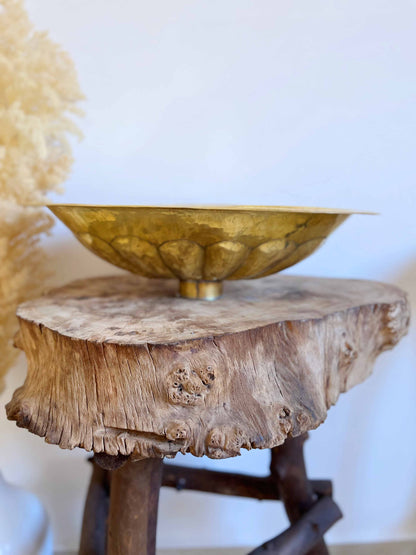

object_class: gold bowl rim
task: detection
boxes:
[46,203,377,215]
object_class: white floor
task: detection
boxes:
[156,544,416,555]
[59,541,416,554]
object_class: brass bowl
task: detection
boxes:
[48,204,366,300]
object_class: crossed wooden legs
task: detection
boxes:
[248,435,340,554]
[79,434,341,555]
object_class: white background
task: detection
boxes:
[0,1,415,551]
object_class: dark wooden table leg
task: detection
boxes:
[270,434,329,555]
[248,434,342,554]
[270,433,331,555]
[79,459,111,555]
[249,495,341,555]
[107,457,163,555]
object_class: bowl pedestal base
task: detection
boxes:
[179,280,223,300]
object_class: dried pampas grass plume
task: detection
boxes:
[0,0,84,391]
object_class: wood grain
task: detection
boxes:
[6,274,409,460]
[107,458,163,554]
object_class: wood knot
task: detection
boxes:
[296,413,310,427]
[167,365,216,406]
[339,338,358,371]
[205,426,249,459]
[279,407,291,419]
[166,421,190,441]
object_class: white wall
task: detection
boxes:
[1,0,415,551]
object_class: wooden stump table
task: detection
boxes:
[6,274,410,555]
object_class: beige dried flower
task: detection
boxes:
[0,0,84,391]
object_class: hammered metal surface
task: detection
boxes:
[48,205,352,282]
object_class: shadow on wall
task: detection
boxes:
[391,259,416,537]
[332,257,416,540]
[45,234,125,287]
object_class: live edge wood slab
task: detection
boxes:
[7,274,409,461]
[5,274,410,555]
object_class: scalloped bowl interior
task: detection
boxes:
[48,204,358,299]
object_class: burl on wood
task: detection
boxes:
[6,274,409,460]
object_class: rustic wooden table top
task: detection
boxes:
[6,274,409,460]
